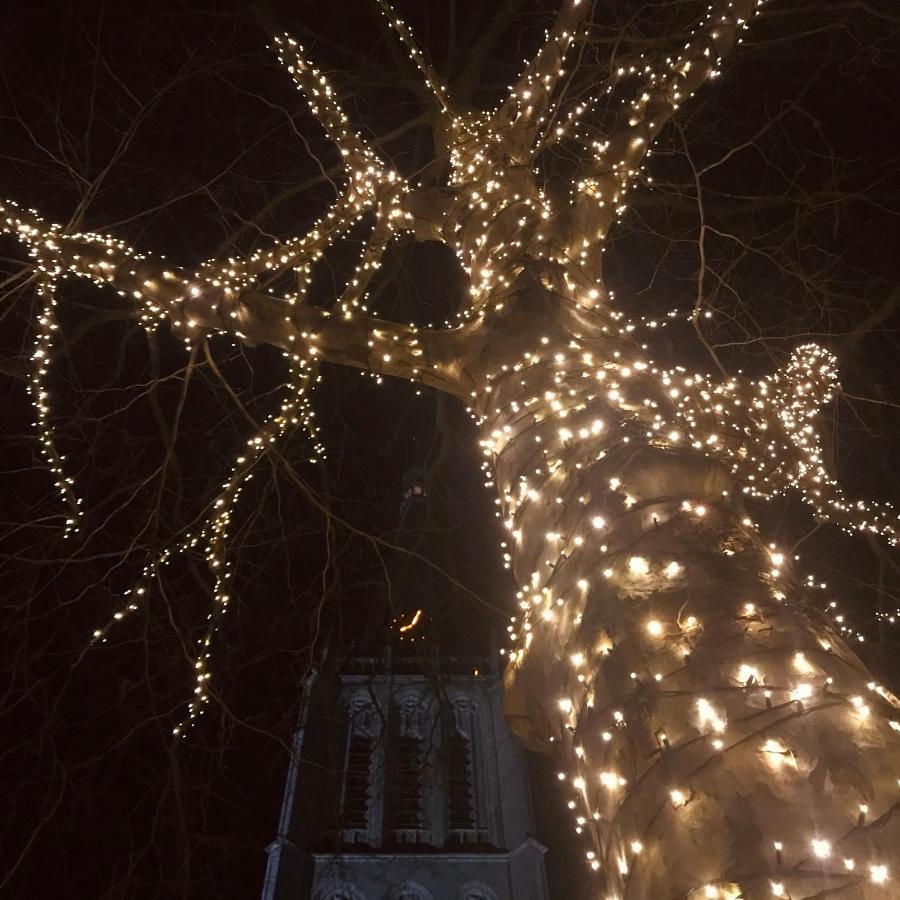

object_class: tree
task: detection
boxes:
[2,0,900,897]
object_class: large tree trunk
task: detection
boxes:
[463,266,900,899]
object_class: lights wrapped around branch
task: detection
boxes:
[30,272,82,534]
[479,332,898,894]
[90,353,322,735]
[4,0,900,893]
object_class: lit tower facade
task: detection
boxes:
[261,470,548,900]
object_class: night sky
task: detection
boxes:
[2,1,900,897]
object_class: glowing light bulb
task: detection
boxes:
[629,556,650,575]
[871,863,888,884]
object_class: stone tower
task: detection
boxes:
[260,470,548,900]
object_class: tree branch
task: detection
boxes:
[374,0,453,113]
[452,0,529,102]
[1,198,469,398]
[490,0,593,159]
[210,111,430,258]
[570,0,766,258]
[272,34,379,172]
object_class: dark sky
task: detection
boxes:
[1,1,899,897]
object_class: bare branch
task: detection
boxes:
[452,0,528,101]
[211,111,430,257]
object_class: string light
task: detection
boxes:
[3,0,899,894]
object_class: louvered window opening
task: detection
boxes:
[391,733,425,829]
[447,730,475,830]
[342,734,373,830]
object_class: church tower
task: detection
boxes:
[260,469,548,900]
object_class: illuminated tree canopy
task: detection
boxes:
[3,1,900,898]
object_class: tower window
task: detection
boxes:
[385,694,432,843]
[389,732,425,829]
[446,730,475,830]
[342,733,374,830]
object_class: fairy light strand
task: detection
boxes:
[3,0,899,893]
